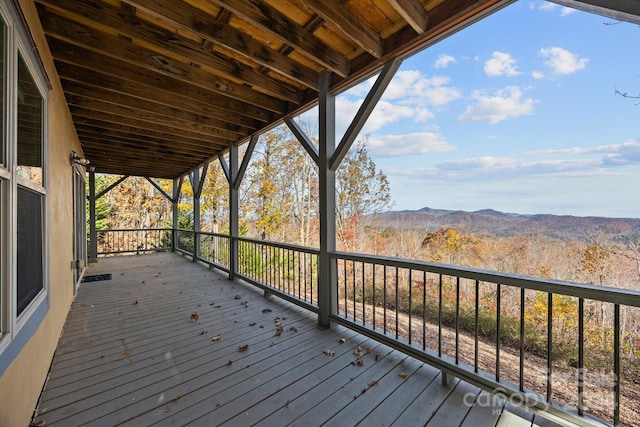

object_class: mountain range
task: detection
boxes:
[377,207,640,242]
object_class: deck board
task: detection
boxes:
[33,253,563,427]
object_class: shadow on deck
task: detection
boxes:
[33,253,561,426]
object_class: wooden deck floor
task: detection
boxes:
[33,253,560,427]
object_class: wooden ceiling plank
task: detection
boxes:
[48,37,278,121]
[38,7,302,106]
[387,0,429,34]
[211,0,350,76]
[302,0,383,58]
[65,93,243,140]
[78,135,214,160]
[36,1,308,98]
[62,85,250,141]
[115,0,320,89]
[57,69,260,135]
[69,106,230,146]
[73,119,226,153]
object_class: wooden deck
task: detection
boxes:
[33,253,560,427]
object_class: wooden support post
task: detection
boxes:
[172,177,181,252]
[229,143,239,280]
[318,72,337,328]
[88,170,98,263]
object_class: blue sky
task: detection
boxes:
[299,1,640,218]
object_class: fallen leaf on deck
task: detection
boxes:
[262,308,272,313]
[234,295,241,299]
[227,359,233,365]
[259,324,264,328]
[375,354,381,361]
[339,338,346,343]
[211,335,221,342]
[323,349,335,356]
[285,400,290,408]
[199,330,208,335]
[289,326,298,332]
[121,349,133,357]
[398,373,408,379]
[274,330,282,337]
[238,344,249,352]
[30,420,45,427]
[249,322,256,326]
[366,347,372,354]
[173,395,182,401]
[357,360,364,367]
[368,380,379,387]
[190,312,199,321]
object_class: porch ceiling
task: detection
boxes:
[36,0,637,180]
[35,0,509,179]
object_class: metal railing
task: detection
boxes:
[93,228,640,425]
[235,236,319,312]
[96,228,172,255]
[332,251,640,427]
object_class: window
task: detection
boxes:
[0,0,48,361]
[17,187,43,315]
[17,52,42,185]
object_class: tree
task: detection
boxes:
[335,137,392,251]
[243,130,288,240]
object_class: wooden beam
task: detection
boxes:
[38,10,295,111]
[72,118,227,153]
[36,1,311,97]
[212,0,350,77]
[284,117,319,166]
[234,135,258,190]
[69,106,231,146]
[302,0,383,58]
[331,58,402,170]
[114,0,321,89]
[64,89,245,140]
[48,38,279,121]
[388,0,429,34]
[62,78,256,135]
[145,177,173,202]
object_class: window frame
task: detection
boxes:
[0,0,49,354]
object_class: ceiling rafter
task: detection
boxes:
[38,9,302,107]
[301,0,383,58]
[209,0,351,77]
[36,0,307,100]
[388,0,429,34]
[121,0,322,89]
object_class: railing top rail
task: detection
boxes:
[332,250,640,307]
[98,228,172,232]
[236,235,320,255]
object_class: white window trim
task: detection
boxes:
[0,0,49,354]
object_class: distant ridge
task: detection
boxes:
[377,207,639,242]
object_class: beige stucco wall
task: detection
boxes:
[0,1,82,425]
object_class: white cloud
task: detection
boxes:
[335,97,414,135]
[531,71,545,80]
[435,54,456,69]
[484,52,520,77]
[540,47,588,75]
[458,86,537,124]
[536,1,576,15]
[329,69,463,134]
[367,132,455,157]
[383,71,461,105]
